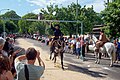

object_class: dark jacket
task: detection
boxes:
[3,41,9,53]
[51,24,63,37]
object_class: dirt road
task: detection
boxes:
[16,38,111,80]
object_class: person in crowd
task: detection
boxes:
[8,38,14,57]
[80,36,85,58]
[76,38,81,59]
[96,30,109,51]
[9,47,23,78]
[115,39,120,62]
[3,38,10,54]
[15,47,45,80]
[71,37,76,54]
[0,55,14,80]
[0,37,8,57]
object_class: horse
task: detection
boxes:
[49,38,65,69]
[91,35,116,67]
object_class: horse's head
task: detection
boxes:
[87,35,98,51]
[91,35,98,43]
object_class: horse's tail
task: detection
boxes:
[112,43,116,61]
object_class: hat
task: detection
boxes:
[54,24,60,28]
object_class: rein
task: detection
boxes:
[57,40,64,47]
[53,40,64,47]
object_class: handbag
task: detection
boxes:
[24,65,29,80]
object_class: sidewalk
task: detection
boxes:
[15,38,109,80]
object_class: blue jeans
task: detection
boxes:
[76,48,81,56]
[117,48,120,60]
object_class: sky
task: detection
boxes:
[0,0,109,16]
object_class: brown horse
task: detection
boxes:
[50,39,65,69]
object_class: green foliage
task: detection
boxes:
[18,13,38,34]
[0,20,5,34]
[101,2,120,37]
[1,10,21,26]
[28,22,45,35]
[0,10,21,34]
[2,10,20,18]
[5,21,17,33]
[22,13,37,19]
[41,3,101,36]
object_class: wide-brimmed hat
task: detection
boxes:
[54,24,60,28]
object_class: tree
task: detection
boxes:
[28,22,45,35]
[113,0,120,3]
[101,2,120,37]
[1,10,21,26]
[0,10,21,34]
[5,21,17,33]
[0,20,5,34]
[41,3,100,36]
[18,13,38,34]
[2,10,20,18]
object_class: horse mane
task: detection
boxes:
[92,35,98,43]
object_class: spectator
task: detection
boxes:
[8,38,14,57]
[0,37,8,57]
[9,47,23,78]
[116,39,120,62]
[0,37,5,51]
[71,37,76,54]
[80,36,85,59]
[3,38,10,54]
[15,47,45,80]
[0,55,14,80]
[76,38,81,59]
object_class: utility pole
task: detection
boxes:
[76,0,78,37]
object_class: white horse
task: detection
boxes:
[91,35,116,67]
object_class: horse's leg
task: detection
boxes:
[95,52,98,63]
[53,53,57,63]
[52,53,55,61]
[61,52,64,70]
[97,52,100,64]
[110,51,116,67]
[95,49,99,64]
[50,51,53,60]
[110,54,113,67]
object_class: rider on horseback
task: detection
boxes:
[50,23,64,49]
[96,30,109,51]
[51,23,64,40]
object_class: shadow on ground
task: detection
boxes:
[66,63,107,78]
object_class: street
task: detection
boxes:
[16,38,120,80]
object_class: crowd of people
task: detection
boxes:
[0,37,45,80]
[47,31,120,61]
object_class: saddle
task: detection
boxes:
[100,42,106,47]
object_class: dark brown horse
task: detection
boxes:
[50,39,65,69]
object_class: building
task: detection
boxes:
[92,25,104,39]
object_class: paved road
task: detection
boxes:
[17,38,120,80]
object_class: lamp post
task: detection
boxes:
[0,9,10,38]
[76,0,78,37]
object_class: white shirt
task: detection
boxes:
[76,42,80,48]
[71,39,76,44]
[15,60,45,80]
[99,35,102,40]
